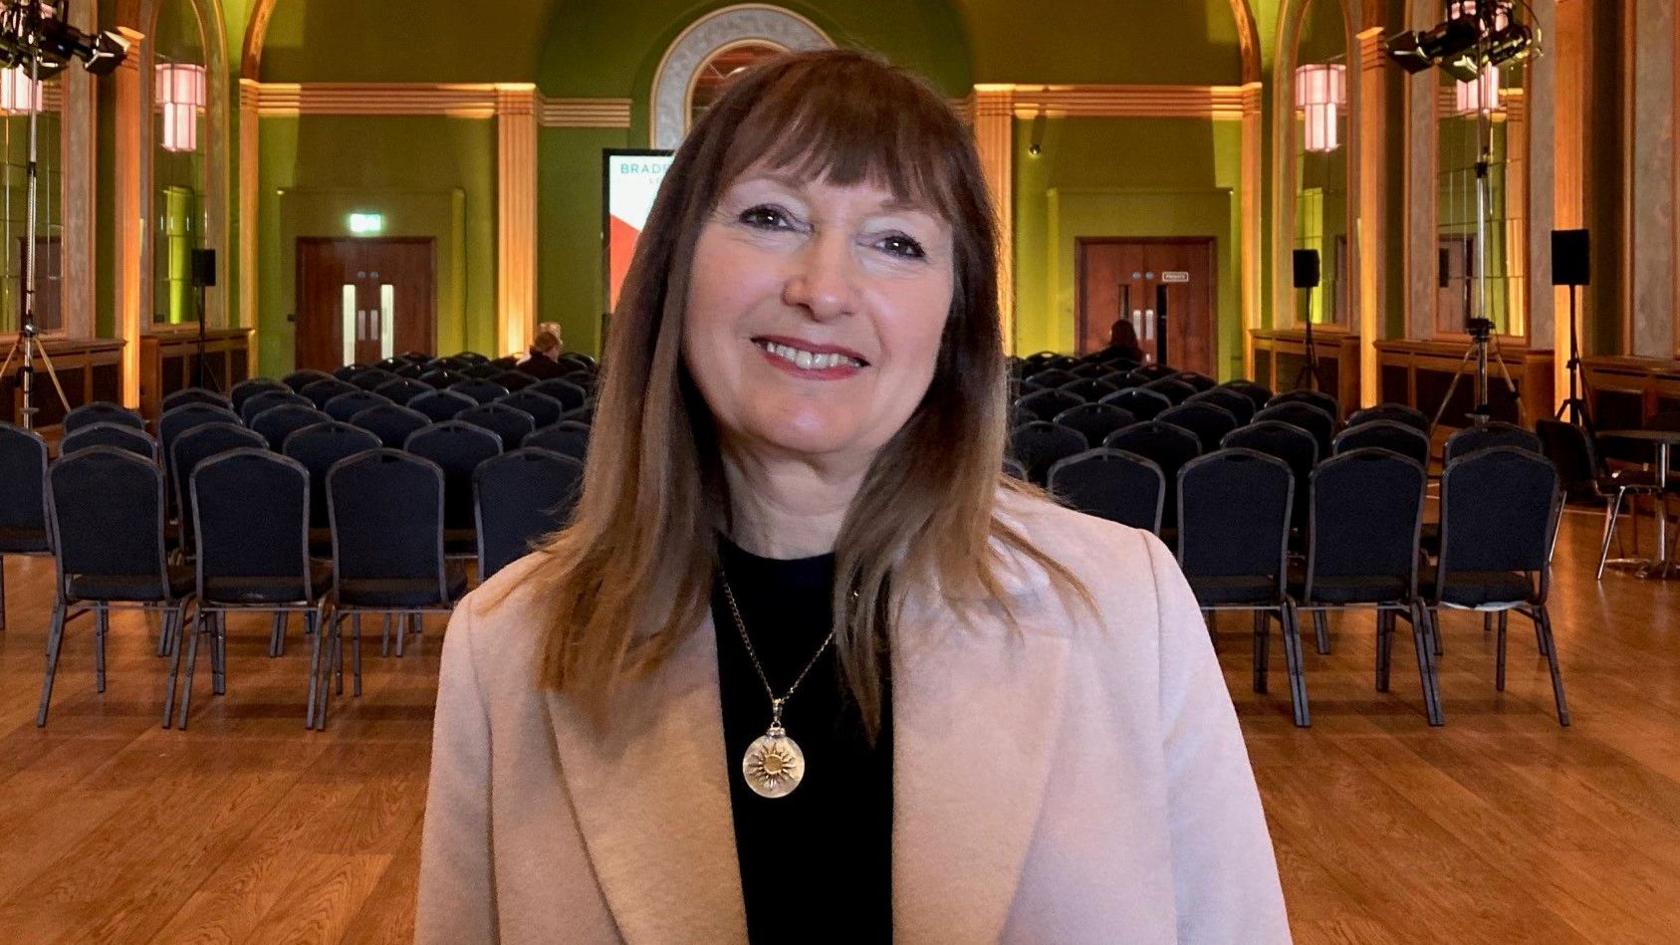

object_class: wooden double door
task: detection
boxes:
[296,237,435,371]
[1075,238,1216,375]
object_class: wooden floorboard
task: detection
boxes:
[0,504,1676,943]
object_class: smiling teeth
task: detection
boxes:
[759,341,864,370]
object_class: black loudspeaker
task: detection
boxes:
[1552,229,1590,286]
[191,248,217,288]
[1292,248,1320,289]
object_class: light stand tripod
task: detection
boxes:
[1292,248,1325,392]
[1552,229,1593,429]
[189,247,219,392]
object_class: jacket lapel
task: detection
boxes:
[892,546,1072,944]
[546,611,749,945]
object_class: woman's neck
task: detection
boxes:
[721,447,867,559]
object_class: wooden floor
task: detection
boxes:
[1,504,1677,944]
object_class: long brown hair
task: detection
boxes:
[526,48,1085,739]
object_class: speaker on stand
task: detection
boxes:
[1552,229,1593,430]
[191,248,220,392]
[1292,249,1325,392]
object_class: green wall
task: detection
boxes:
[961,0,1247,84]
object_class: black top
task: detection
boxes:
[712,536,893,944]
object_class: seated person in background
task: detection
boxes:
[1098,318,1146,365]
[517,325,565,379]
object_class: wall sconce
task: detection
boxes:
[1294,63,1346,153]
[156,61,205,153]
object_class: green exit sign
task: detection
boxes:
[348,212,384,235]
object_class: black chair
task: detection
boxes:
[1443,421,1541,465]
[393,362,426,379]
[1100,387,1172,420]
[449,379,512,405]
[64,401,145,435]
[376,355,416,372]
[529,378,588,412]
[1333,419,1430,467]
[239,388,312,424]
[491,370,537,392]
[300,377,359,410]
[558,405,595,427]
[1423,446,1569,726]
[1142,377,1196,405]
[350,402,432,449]
[162,402,244,471]
[251,404,331,451]
[499,389,565,429]
[374,377,432,406]
[1187,386,1256,425]
[1097,370,1141,391]
[1009,421,1087,485]
[180,449,333,729]
[1347,402,1429,434]
[324,389,392,423]
[282,369,334,393]
[1058,378,1119,403]
[1046,448,1165,533]
[348,368,400,392]
[163,387,231,412]
[1103,421,1201,532]
[0,423,50,631]
[1268,388,1341,422]
[230,379,287,414]
[62,422,161,462]
[1222,420,1318,537]
[419,368,467,389]
[409,389,477,423]
[1068,362,1110,379]
[453,350,491,365]
[283,420,383,531]
[459,402,537,450]
[40,447,194,727]
[1158,401,1239,453]
[1221,379,1273,413]
[1177,448,1308,726]
[1174,372,1217,393]
[1131,363,1178,381]
[1021,368,1079,391]
[405,421,504,537]
[462,363,503,380]
[1002,457,1028,481]
[475,448,585,578]
[171,422,268,561]
[322,450,469,724]
[1053,402,1135,447]
[332,364,371,382]
[1253,401,1336,460]
[1016,388,1085,422]
[490,355,520,371]
[1294,449,1440,725]
[526,420,591,464]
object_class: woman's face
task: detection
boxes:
[682,168,955,470]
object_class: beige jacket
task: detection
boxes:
[416,493,1291,944]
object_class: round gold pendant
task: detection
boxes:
[742,727,806,798]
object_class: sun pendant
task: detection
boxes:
[742,727,806,798]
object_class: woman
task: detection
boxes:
[1104,317,1147,364]
[417,49,1289,944]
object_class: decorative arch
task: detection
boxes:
[649,4,832,149]
[241,0,278,79]
[1226,0,1263,84]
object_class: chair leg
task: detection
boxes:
[378,613,388,656]
[1252,610,1269,694]
[318,612,344,730]
[94,604,109,694]
[178,610,207,729]
[396,612,408,658]
[0,557,8,631]
[1483,612,1493,635]
[1376,610,1393,693]
[352,616,364,698]
[1432,605,1444,657]
[1495,611,1509,693]
[1410,601,1445,726]
[334,619,345,696]
[212,613,227,696]
[269,612,285,658]
[306,609,326,730]
[35,599,67,727]
[156,601,173,656]
[163,604,190,728]
[1312,610,1330,655]
[1536,605,1571,727]
[1281,603,1311,728]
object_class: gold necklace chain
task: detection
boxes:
[719,572,836,722]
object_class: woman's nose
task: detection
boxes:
[782,233,859,321]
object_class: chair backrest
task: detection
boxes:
[1253,401,1336,458]
[1347,402,1429,433]
[1157,401,1239,453]
[1058,378,1119,403]
[1131,363,1178,381]
[350,402,432,448]
[1052,402,1135,447]
[1021,368,1079,391]
[0,422,49,539]
[419,368,467,389]
[162,387,231,413]
[62,422,160,463]
[328,449,448,600]
[462,363,503,380]
[1221,420,1317,531]
[229,378,287,413]
[1535,418,1600,498]
[1186,386,1256,425]
[1102,420,1201,529]
[251,404,331,451]
[63,400,144,435]
[348,367,400,391]
[300,377,359,409]
[282,369,334,393]
[193,448,316,601]
[333,363,371,381]
[162,403,244,470]
[1141,377,1196,405]
[1443,420,1541,465]
[525,421,591,464]
[529,378,587,410]
[405,421,504,530]
[498,389,565,429]
[1016,388,1085,422]
[1220,379,1273,411]
[449,379,512,405]
[1002,457,1028,481]
[1268,388,1341,421]
[475,448,585,578]
[1437,446,1559,586]
[324,389,393,423]
[458,403,537,450]
[1305,449,1425,599]
[1174,372,1217,393]
[1008,421,1088,485]
[48,447,168,599]
[239,388,311,424]
[1177,448,1293,589]
[171,422,268,551]
[1046,448,1165,533]
[492,369,537,392]
[282,421,383,528]
[1333,419,1430,467]
[409,389,477,423]
[374,377,432,405]
[1099,387,1172,420]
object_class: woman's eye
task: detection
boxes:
[880,234,926,260]
[739,205,791,229]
